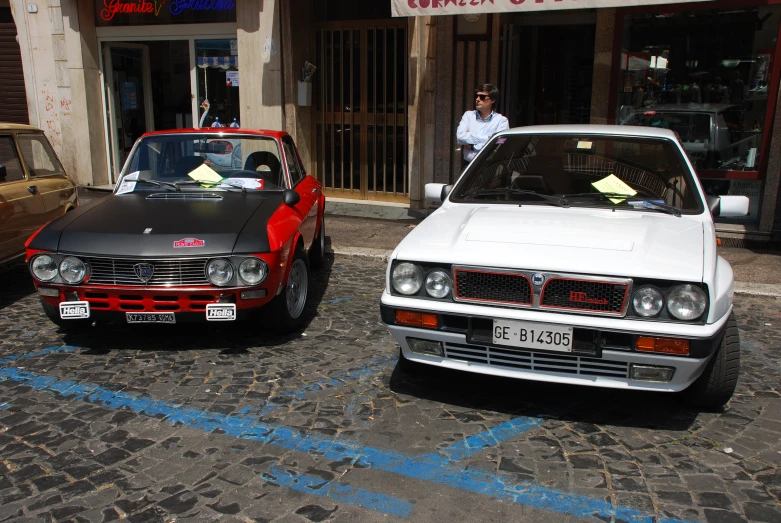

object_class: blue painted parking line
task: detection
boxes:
[430,416,543,462]
[263,465,413,518]
[0,365,694,523]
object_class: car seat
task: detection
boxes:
[244,151,283,187]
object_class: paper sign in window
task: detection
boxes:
[187,163,223,184]
[116,171,139,195]
[591,174,637,204]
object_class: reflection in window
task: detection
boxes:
[17,134,65,178]
[196,40,240,129]
[0,136,25,182]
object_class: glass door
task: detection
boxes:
[103,43,154,178]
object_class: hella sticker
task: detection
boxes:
[206,303,236,321]
[59,301,90,319]
[174,237,206,248]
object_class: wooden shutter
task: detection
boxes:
[0,10,29,125]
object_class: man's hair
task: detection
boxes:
[476,83,500,103]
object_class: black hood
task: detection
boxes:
[30,191,284,256]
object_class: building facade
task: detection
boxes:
[8,0,781,241]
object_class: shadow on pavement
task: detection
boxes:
[388,360,703,431]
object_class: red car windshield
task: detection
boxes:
[122,133,286,191]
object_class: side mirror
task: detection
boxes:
[283,189,300,207]
[0,164,6,180]
[714,195,749,217]
[425,183,453,203]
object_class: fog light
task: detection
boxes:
[38,287,60,298]
[630,364,675,382]
[395,310,438,328]
[636,337,690,355]
[407,338,443,356]
[240,289,267,300]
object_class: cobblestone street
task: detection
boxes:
[0,255,780,523]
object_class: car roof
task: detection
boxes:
[625,103,738,114]
[499,124,679,140]
[0,123,43,132]
[141,128,289,139]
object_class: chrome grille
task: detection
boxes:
[84,257,209,287]
[541,279,628,314]
[454,269,532,306]
[444,342,629,378]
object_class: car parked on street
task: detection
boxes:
[25,128,325,332]
[0,123,77,268]
[381,125,748,409]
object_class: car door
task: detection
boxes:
[16,132,76,223]
[282,136,318,247]
[0,133,44,264]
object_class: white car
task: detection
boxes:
[381,125,748,409]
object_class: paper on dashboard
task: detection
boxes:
[116,171,139,195]
[187,163,224,184]
[591,174,637,204]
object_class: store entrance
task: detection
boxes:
[103,40,192,178]
[502,24,596,128]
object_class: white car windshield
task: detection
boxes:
[450,134,703,214]
[122,133,286,191]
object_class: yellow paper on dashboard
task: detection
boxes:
[591,174,637,204]
[187,163,223,184]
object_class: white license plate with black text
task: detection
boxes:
[59,301,90,319]
[126,313,176,324]
[493,319,573,352]
[206,303,236,321]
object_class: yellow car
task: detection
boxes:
[0,124,77,267]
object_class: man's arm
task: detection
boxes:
[473,115,509,151]
[456,112,477,145]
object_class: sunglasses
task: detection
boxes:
[475,93,490,100]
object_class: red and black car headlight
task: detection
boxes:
[31,255,59,282]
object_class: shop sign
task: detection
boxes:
[392,0,711,17]
[98,0,235,24]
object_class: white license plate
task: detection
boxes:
[493,319,573,352]
[206,303,236,321]
[126,313,176,324]
[59,301,90,319]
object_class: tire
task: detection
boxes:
[269,245,310,333]
[684,314,740,410]
[309,216,325,270]
[41,299,93,332]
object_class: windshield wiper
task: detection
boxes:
[561,192,682,217]
[134,178,177,191]
[464,188,569,208]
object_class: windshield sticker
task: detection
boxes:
[576,141,593,150]
[591,174,637,204]
[173,238,206,248]
[188,163,224,184]
[116,171,139,195]
[219,178,264,190]
[496,137,506,144]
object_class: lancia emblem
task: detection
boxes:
[143,228,153,234]
[532,273,545,286]
[134,263,154,283]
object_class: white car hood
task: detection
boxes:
[396,205,704,282]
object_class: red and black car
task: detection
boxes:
[25,129,325,332]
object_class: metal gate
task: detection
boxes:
[313,21,408,203]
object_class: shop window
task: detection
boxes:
[617,6,781,222]
[196,40,240,129]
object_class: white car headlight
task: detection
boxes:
[425,270,452,298]
[632,286,663,317]
[207,259,234,286]
[392,263,423,295]
[238,258,268,285]
[59,257,87,284]
[31,255,58,282]
[667,284,707,320]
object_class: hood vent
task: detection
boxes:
[146,193,223,201]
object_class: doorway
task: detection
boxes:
[312,20,408,203]
[501,24,596,128]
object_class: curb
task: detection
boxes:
[327,248,781,297]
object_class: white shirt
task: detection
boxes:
[457,110,510,162]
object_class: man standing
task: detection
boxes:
[457,84,509,165]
